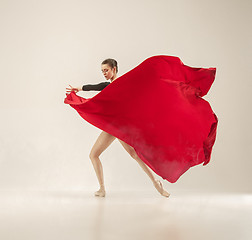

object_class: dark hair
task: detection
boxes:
[101,58,118,73]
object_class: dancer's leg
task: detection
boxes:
[118,139,156,183]
[117,139,170,197]
[89,130,116,197]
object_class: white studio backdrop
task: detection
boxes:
[0,0,251,193]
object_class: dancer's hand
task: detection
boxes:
[66,84,82,93]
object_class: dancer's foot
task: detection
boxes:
[153,179,170,198]
[94,187,106,197]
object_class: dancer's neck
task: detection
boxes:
[111,76,117,82]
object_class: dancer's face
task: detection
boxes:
[101,64,116,80]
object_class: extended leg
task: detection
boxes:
[118,139,170,197]
[118,139,156,183]
[89,130,116,197]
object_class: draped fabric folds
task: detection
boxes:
[64,55,218,183]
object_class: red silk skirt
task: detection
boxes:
[64,55,218,183]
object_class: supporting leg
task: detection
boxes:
[89,131,116,197]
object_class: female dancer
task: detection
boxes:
[66,58,170,198]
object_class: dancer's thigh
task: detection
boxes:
[117,139,138,159]
[90,131,116,158]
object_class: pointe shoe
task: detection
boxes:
[94,189,106,197]
[153,180,170,198]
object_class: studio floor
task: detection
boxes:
[0,190,251,240]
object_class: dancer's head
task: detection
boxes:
[101,58,118,81]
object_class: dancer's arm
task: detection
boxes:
[66,82,110,93]
[82,82,110,91]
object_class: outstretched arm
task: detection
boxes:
[82,82,110,91]
[66,82,110,93]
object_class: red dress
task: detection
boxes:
[64,55,218,183]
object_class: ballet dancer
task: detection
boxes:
[66,58,170,198]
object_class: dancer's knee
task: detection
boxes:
[129,150,139,160]
[89,151,100,160]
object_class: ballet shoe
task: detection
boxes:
[153,180,170,198]
[94,189,106,197]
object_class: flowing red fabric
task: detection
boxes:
[64,55,218,183]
